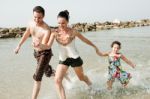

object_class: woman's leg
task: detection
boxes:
[64,72,71,82]
[55,64,69,99]
[73,66,92,86]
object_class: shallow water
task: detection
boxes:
[0,26,150,99]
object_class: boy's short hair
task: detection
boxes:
[33,6,45,16]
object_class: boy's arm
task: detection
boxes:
[41,29,51,45]
[14,27,31,54]
[121,54,136,68]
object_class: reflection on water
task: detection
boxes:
[0,26,150,99]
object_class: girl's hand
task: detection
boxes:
[14,46,20,54]
[132,64,136,68]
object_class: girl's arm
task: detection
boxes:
[99,52,109,56]
[121,54,136,68]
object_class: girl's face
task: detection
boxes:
[112,44,120,53]
[57,17,68,29]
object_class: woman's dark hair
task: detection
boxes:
[57,10,69,21]
[33,6,45,16]
[111,41,121,49]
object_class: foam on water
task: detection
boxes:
[63,62,150,99]
[1,27,150,99]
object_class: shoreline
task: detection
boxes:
[0,19,150,38]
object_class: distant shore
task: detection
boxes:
[0,19,150,38]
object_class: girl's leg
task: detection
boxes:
[55,64,69,99]
[121,73,131,88]
[107,79,114,90]
[122,82,129,88]
[73,66,92,86]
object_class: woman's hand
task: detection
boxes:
[32,38,41,48]
[95,47,103,56]
[32,41,40,47]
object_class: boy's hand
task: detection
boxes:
[32,39,40,47]
[32,41,40,47]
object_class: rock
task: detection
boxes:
[0,18,150,38]
[0,28,9,34]
[113,19,121,24]
[9,27,22,33]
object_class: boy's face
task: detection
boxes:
[33,12,44,25]
[112,44,120,53]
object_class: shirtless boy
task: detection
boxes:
[14,6,54,99]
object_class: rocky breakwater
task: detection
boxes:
[0,19,150,38]
[0,27,26,38]
[71,19,150,32]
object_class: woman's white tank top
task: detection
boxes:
[57,39,79,61]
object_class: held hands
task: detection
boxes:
[32,40,47,50]
[32,41,40,47]
[95,47,102,56]
[32,39,40,48]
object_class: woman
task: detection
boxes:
[34,10,100,99]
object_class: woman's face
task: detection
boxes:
[112,44,120,53]
[57,17,68,29]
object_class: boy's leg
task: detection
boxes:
[32,81,41,99]
[32,49,52,99]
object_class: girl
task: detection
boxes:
[98,41,136,90]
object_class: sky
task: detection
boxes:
[0,0,150,27]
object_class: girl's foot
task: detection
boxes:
[128,73,132,79]
[107,81,112,90]
[107,86,112,90]
[122,81,129,88]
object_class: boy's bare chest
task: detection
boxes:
[31,28,45,39]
